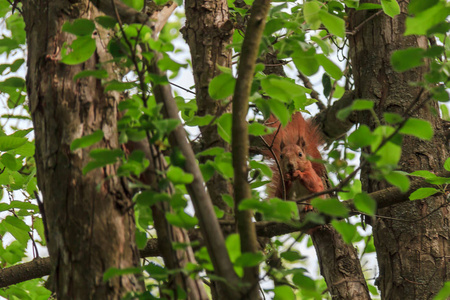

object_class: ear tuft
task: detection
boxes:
[297,136,306,148]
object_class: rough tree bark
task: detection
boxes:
[349,1,450,299]
[23,1,142,298]
[260,27,370,300]
[181,0,234,216]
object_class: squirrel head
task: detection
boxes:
[279,137,311,175]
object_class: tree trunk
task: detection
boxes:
[23,1,142,298]
[182,0,234,216]
[349,1,450,299]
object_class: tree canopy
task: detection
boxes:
[0,0,449,299]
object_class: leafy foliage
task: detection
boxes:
[0,0,449,299]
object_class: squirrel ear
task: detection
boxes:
[280,139,285,150]
[297,137,306,148]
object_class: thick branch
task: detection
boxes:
[313,90,356,142]
[0,239,159,289]
[232,0,271,298]
[148,57,241,296]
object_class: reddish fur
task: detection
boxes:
[263,113,325,209]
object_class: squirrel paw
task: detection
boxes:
[292,170,303,179]
[285,171,302,181]
[303,204,313,212]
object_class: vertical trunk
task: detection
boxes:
[349,1,450,299]
[23,1,142,298]
[181,0,234,216]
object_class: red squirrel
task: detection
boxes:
[263,113,325,211]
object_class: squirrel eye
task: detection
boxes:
[280,154,284,159]
[298,152,303,157]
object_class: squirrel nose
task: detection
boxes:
[287,162,294,171]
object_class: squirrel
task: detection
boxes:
[263,113,325,211]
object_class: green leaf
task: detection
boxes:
[73,69,108,80]
[0,153,19,171]
[261,76,309,103]
[322,74,332,98]
[165,210,198,229]
[410,170,437,179]
[4,216,30,231]
[274,285,295,300]
[409,187,439,200]
[34,218,46,246]
[83,160,110,175]
[0,202,10,212]
[385,171,410,193]
[10,201,38,211]
[408,0,438,14]
[62,19,95,36]
[249,160,272,177]
[303,1,322,29]
[292,273,316,291]
[3,216,30,245]
[315,54,343,79]
[185,115,214,126]
[167,166,194,184]
[209,73,236,100]
[121,0,144,10]
[235,252,264,267]
[405,2,450,36]
[399,118,433,140]
[311,198,349,217]
[331,220,357,244]
[280,250,304,262]
[353,192,376,216]
[216,113,232,144]
[319,10,345,38]
[293,48,319,76]
[135,229,147,249]
[71,130,103,151]
[0,136,27,151]
[214,152,234,179]
[352,99,374,110]
[384,112,403,124]
[89,148,123,162]
[433,281,450,300]
[136,191,170,206]
[61,36,96,65]
[426,176,450,185]
[348,125,375,149]
[225,233,241,262]
[196,147,225,157]
[444,158,450,172]
[95,16,118,29]
[267,99,289,126]
[239,198,298,222]
[391,48,425,72]
[357,3,382,10]
[372,126,402,166]
[104,80,136,92]
[381,0,400,18]
[157,54,187,72]
[222,194,234,208]
[336,106,352,121]
[248,122,271,136]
